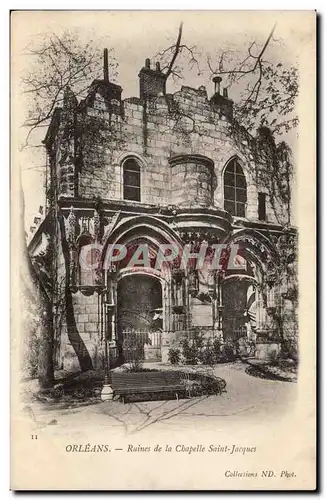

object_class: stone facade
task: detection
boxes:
[30,58,298,372]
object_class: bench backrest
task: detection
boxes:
[111,371,183,389]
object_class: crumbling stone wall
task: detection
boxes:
[69,81,288,225]
[43,66,296,372]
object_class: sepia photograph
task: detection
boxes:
[10,10,316,490]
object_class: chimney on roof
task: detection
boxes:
[212,76,222,95]
[139,57,166,100]
[210,76,234,120]
[88,49,122,114]
[103,48,109,81]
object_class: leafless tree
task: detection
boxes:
[21,29,117,385]
[154,23,298,135]
[21,29,118,146]
[206,24,298,134]
[152,23,201,88]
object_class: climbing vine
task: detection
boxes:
[256,229,298,358]
[254,126,293,224]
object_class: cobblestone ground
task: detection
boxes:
[21,361,297,438]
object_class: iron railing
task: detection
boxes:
[120,328,162,361]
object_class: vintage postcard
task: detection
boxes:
[11,10,316,490]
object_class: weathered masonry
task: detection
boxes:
[29,54,298,371]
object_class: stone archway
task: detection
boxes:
[116,273,163,361]
[222,276,256,341]
[221,229,279,342]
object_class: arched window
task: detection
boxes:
[123,158,141,202]
[224,158,247,217]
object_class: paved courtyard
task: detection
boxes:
[21,361,297,437]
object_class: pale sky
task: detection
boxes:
[11,10,307,230]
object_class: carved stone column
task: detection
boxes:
[66,206,78,289]
[208,270,224,339]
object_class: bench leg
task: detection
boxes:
[175,393,179,401]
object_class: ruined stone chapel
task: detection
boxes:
[28,51,298,371]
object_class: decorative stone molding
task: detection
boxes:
[169,153,214,170]
[93,208,102,243]
[66,206,78,248]
[177,229,221,245]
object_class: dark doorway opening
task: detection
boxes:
[117,274,162,361]
[222,279,250,341]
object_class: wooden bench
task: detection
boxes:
[111,371,186,403]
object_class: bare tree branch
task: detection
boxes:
[153,22,201,92]
[210,23,276,78]
[163,22,183,79]
[21,30,117,147]
[205,23,298,134]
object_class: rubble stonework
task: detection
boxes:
[30,58,298,372]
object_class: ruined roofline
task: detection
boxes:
[42,107,62,148]
[40,47,250,146]
[42,66,287,162]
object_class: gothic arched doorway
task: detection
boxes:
[222,254,257,341]
[222,278,255,341]
[116,273,163,362]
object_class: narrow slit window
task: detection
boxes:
[258,192,267,221]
